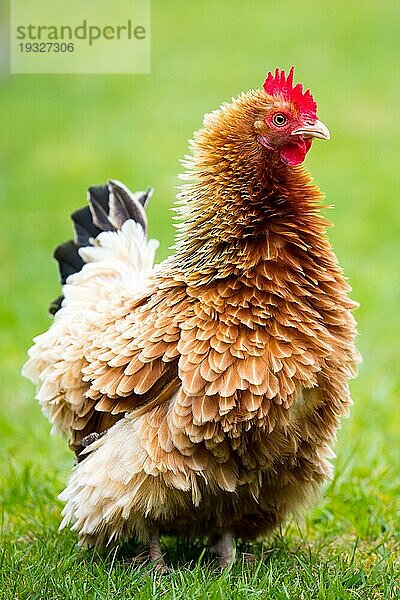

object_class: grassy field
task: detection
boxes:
[1,0,400,598]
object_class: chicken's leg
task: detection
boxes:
[210,531,234,568]
[149,530,169,573]
[124,529,168,573]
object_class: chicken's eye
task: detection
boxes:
[272,113,287,127]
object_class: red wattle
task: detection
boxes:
[280,138,312,166]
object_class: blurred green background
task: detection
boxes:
[1,0,399,596]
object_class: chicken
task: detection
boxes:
[23,67,359,570]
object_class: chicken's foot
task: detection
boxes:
[124,531,169,573]
[210,531,234,569]
[149,530,170,573]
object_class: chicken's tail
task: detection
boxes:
[50,179,156,314]
[22,180,158,438]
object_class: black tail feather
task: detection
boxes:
[49,180,152,315]
[107,180,149,232]
[87,184,116,233]
[137,187,152,209]
[71,206,102,247]
[54,240,85,284]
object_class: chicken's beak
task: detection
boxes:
[291,120,330,141]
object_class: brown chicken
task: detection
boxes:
[23,67,359,570]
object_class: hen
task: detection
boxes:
[23,67,359,569]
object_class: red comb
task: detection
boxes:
[263,67,317,120]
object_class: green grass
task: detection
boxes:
[1,0,400,597]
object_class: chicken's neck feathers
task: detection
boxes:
[167,94,332,287]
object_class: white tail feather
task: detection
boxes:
[22,220,159,435]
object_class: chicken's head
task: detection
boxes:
[255,67,330,166]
